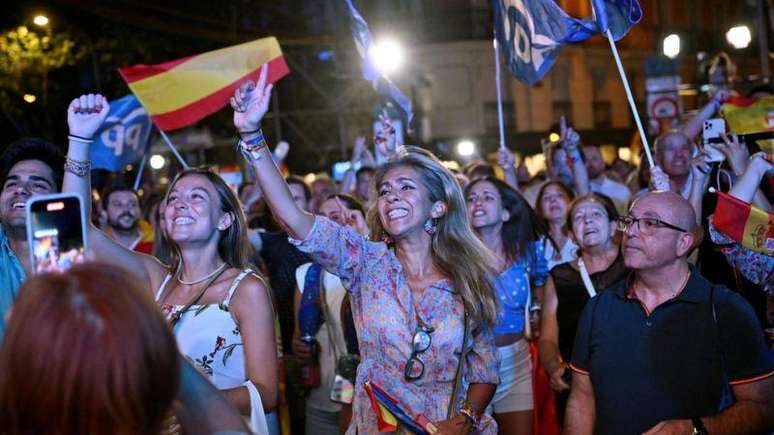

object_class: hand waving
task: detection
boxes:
[231,63,273,134]
[68,94,110,139]
[559,116,580,152]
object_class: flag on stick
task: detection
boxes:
[492,0,642,85]
[714,192,774,256]
[119,37,289,131]
[344,0,414,125]
[90,95,152,171]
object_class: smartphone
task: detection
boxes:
[702,119,727,162]
[26,193,88,274]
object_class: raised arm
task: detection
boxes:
[63,94,166,291]
[339,136,367,194]
[687,155,712,226]
[231,65,315,240]
[679,89,728,140]
[497,147,519,190]
[560,117,589,196]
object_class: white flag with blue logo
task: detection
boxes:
[90,95,153,171]
[493,0,642,85]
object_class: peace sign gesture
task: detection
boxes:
[231,63,273,134]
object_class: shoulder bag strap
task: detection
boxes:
[577,258,597,298]
[447,309,469,420]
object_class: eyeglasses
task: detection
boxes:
[404,324,434,381]
[617,215,687,236]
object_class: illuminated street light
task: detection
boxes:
[32,15,49,27]
[726,25,752,49]
[149,154,166,170]
[369,38,404,76]
[548,132,561,142]
[663,34,680,58]
[23,94,37,103]
[457,140,475,157]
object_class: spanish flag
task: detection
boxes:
[714,192,773,256]
[119,37,289,131]
[721,95,774,155]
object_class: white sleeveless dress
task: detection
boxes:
[155,269,272,435]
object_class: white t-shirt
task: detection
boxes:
[542,236,578,270]
[295,263,348,412]
[590,176,632,215]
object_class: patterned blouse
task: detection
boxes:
[290,217,500,434]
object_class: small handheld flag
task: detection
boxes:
[119,37,289,131]
[714,192,773,256]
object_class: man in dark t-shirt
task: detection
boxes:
[566,192,774,435]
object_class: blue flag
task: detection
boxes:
[344,0,414,125]
[493,0,642,85]
[90,95,153,171]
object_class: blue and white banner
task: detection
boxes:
[492,0,642,85]
[344,0,414,125]
[90,95,153,171]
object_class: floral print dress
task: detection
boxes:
[290,217,500,434]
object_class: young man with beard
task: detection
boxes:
[101,183,153,254]
[0,138,65,336]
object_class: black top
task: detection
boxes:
[551,252,627,362]
[260,231,310,355]
[571,270,774,435]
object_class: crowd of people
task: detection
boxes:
[0,62,773,435]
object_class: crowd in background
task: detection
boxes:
[0,59,773,435]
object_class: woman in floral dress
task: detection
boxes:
[231,65,500,434]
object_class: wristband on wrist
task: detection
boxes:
[237,132,268,161]
[68,134,94,144]
[238,127,262,137]
[64,157,91,177]
[457,407,479,430]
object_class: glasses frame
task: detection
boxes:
[404,324,434,381]
[617,215,688,235]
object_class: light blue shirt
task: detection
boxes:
[0,226,26,338]
[492,240,548,336]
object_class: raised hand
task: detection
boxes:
[497,147,516,170]
[374,112,398,158]
[231,63,273,134]
[649,165,671,192]
[716,133,748,175]
[68,94,110,139]
[690,153,712,190]
[559,115,580,152]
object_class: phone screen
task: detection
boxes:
[27,195,86,274]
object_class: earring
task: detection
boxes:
[382,233,393,245]
[424,218,437,235]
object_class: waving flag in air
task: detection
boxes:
[344,0,414,125]
[493,0,642,84]
[90,95,152,171]
[714,192,774,256]
[119,37,289,131]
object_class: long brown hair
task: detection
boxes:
[163,167,253,273]
[0,264,180,434]
[368,146,499,326]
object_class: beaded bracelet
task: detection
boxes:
[237,130,268,161]
[457,407,479,430]
[64,157,91,177]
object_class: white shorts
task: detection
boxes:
[487,339,533,414]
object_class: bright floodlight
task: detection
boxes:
[663,34,680,58]
[457,140,475,157]
[548,132,561,143]
[369,38,404,76]
[33,15,49,27]
[726,25,752,49]
[149,154,166,170]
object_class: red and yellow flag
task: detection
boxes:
[364,382,398,432]
[721,96,774,156]
[714,192,774,256]
[119,37,289,131]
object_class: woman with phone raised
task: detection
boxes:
[232,64,500,434]
[62,94,278,434]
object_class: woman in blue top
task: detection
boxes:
[466,177,549,435]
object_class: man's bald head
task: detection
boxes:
[632,191,696,232]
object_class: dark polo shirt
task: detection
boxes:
[570,270,774,435]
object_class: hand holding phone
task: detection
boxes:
[26,193,88,274]
[702,119,727,162]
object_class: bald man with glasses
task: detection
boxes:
[564,191,774,435]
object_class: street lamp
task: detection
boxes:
[456,140,475,157]
[23,94,37,103]
[726,25,752,49]
[32,14,49,27]
[149,154,166,170]
[663,34,680,58]
[369,38,404,76]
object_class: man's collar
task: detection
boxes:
[615,266,706,304]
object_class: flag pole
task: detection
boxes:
[133,153,148,191]
[604,29,655,167]
[158,128,189,168]
[493,36,507,150]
